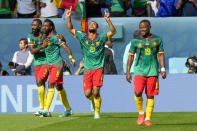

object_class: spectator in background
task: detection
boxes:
[0,0,17,18]
[132,0,148,16]
[0,61,9,76]
[104,40,117,74]
[177,0,197,16]
[111,0,125,17]
[11,38,33,75]
[86,0,106,17]
[156,0,179,17]
[16,0,40,18]
[40,0,58,18]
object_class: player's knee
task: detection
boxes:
[48,81,55,88]
[93,92,100,98]
[36,78,43,86]
[135,92,142,97]
[147,96,154,99]
[56,84,63,91]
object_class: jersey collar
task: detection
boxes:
[47,31,54,38]
[88,34,98,40]
[36,32,43,38]
[141,34,152,39]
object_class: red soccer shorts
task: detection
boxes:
[134,75,159,96]
[34,64,48,82]
[83,68,103,90]
[48,63,63,86]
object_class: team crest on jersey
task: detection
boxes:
[138,43,142,48]
[85,41,89,45]
[96,41,100,46]
[152,42,157,47]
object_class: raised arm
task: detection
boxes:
[66,7,76,35]
[104,10,116,39]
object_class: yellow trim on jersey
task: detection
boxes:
[158,51,164,54]
[60,42,65,47]
[74,29,76,38]
[28,43,34,46]
[107,33,110,41]
[128,52,135,55]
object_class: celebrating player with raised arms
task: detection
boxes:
[66,7,116,119]
[126,20,166,126]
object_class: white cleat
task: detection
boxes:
[94,114,100,119]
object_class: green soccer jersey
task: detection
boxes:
[0,1,11,14]
[134,0,148,7]
[75,31,108,70]
[45,31,64,65]
[27,33,46,67]
[129,34,164,77]
[111,0,124,12]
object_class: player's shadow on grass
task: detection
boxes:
[155,123,197,126]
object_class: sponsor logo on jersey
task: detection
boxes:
[85,41,89,45]
[152,42,157,47]
[138,43,142,48]
[96,41,100,46]
[145,43,150,46]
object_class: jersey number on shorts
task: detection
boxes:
[90,47,95,53]
[145,48,151,55]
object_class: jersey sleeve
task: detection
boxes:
[76,30,86,41]
[157,38,164,54]
[100,32,108,46]
[27,34,34,46]
[128,39,136,55]
[53,34,65,46]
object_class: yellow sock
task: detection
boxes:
[44,88,55,110]
[134,96,144,113]
[146,98,154,119]
[44,90,47,107]
[58,88,71,110]
[94,96,101,115]
[87,94,94,103]
[38,85,45,108]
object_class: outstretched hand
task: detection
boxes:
[104,10,110,21]
[161,72,166,79]
[66,6,72,17]
[126,73,132,83]
[42,39,49,48]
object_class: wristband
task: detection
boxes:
[69,55,72,59]
[161,67,166,72]
[71,59,75,63]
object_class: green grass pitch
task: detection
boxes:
[0,112,197,131]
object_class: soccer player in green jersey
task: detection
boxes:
[27,19,49,116]
[66,7,116,119]
[126,20,166,126]
[41,19,76,117]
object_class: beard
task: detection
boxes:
[43,29,52,36]
[89,29,96,33]
[32,28,40,36]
